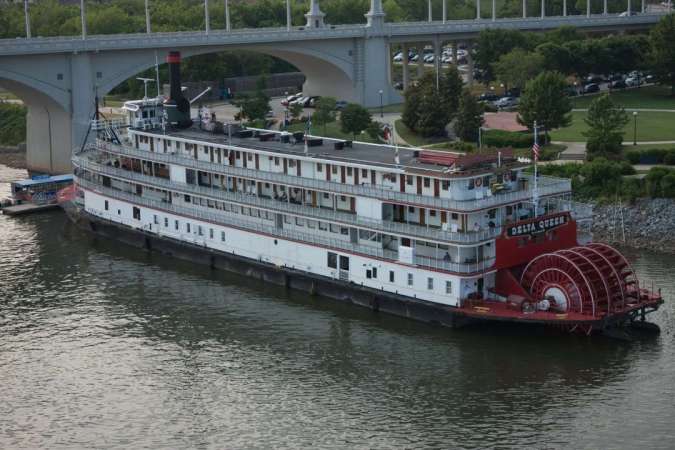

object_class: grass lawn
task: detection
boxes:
[368,103,404,114]
[288,120,378,144]
[550,110,675,142]
[394,120,450,147]
[571,85,675,110]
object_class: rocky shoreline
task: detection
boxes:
[0,145,26,170]
[592,198,675,254]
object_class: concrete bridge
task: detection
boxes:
[0,0,669,174]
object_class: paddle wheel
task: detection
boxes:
[520,243,640,318]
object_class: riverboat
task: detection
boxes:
[60,51,663,337]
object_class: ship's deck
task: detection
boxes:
[136,125,526,177]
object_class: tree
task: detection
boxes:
[474,29,532,83]
[232,82,270,123]
[289,102,304,122]
[340,103,372,140]
[401,69,463,137]
[313,96,337,134]
[517,71,572,143]
[583,94,629,159]
[650,13,675,96]
[454,90,484,144]
[536,42,575,75]
[494,49,545,91]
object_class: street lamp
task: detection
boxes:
[379,89,384,118]
[633,111,638,146]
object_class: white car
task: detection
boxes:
[494,97,519,109]
[625,76,642,87]
[423,54,435,63]
[393,52,403,62]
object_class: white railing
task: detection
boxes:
[89,141,572,212]
[73,153,502,244]
[76,177,496,274]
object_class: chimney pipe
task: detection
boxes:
[164,51,192,128]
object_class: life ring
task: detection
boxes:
[475,177,482,187]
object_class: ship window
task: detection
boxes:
[430,210,437,217]
[295,217,304,226]
[318,222,328,231]
[330,224,339,233]
[468,179,475,190]
[339,256,349,271]
[209,228,214,239]
[236,152,241,159]
[362,169,368,178]
[347,167,352,176]
[221,231,226,242]
[407,273,413,286]
[340,227,349,235]
[366,269,372,279]
[118,209,121,215]
[406,175,413,185]
[284,216,291,224]
[442,180,450,190]
[133,207,140,220]
[307,220,316,229]
[451,213,459,220]
[289,160,296,168]
[332,165,338,174]
[204,147,208,154]
[187,223,191,233]
[408,206,415,213]
[340,196,346,202]
[198,226,203,236]
[274,157,280,166]
[247,153,253,161]
[488,209,496,219]
[424,178,430,188]
[153,215,159,225]
[427,278,434,290]
[104,200,109,211]
[175,220,179,230]
[372,267,377,279]
[317,163,323,172]
[164,218,169,227]
[323,193,330,199]
[389,271,395,283]
[327,252,337,269]
[446,281,452,294]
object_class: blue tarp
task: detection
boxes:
[13,174,73,188]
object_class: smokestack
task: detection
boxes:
[164,51,192,128]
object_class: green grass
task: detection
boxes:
[288,120,378,144]
[571,85,675,110]
[368,103,404,114]
[394,119,449,147]
[550,111,675,142]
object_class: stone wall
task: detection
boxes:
[592,198,675,254]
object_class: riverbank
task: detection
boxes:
[0,146,26,170]
[592,198,675,254]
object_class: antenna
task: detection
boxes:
[136,77,155,100]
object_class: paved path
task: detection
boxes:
[572,108,675,113]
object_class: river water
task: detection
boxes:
[1,164,674,449]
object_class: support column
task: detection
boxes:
[428,0,433,21]
[466,43,474,86]
[492,0,496,20]
[452,43,458,68]
[443,0,447,23]
[523,0,527,18]
[476,0,481,19]
[286,0,292,30]
[587,0,591,17]
[225,0,231,31]
[204,0,210,34]
[402,43,410,90]
[434,37,441,91]
[563,0,567,16]
[366,0,386,28]
[641,0,645,13]
[627,0,632,15]
[306,0,326,28]
[417,43,424,79]
[604,0,608,14]
[80,0,87,40]
[144,0,151,33]
[541,0,545,18]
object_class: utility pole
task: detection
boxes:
[24,0,31,39]
[225,0,231,31]
[442,0,447,23]
[286,0,292,31]
[204,0,210,34]
[428,0,432,22]
[80,0,87,40]
[145,0,151,33]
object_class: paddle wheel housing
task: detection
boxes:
[520,243,640,317]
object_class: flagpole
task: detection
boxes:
[533,120,539,216]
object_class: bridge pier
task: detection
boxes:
[402,43,410,90]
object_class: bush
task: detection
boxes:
[664,150,675,165]
[482,129,533,148]
[622,148,675,165]
[0,103,27,146]
[625,149,641,164]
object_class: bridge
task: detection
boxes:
[0,0,669,174]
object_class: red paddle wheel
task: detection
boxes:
[520,243,640,318]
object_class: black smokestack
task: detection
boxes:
[164,51,192,128]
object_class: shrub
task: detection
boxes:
[664,150,675,165]
[482,129,533,148]
[624,149,641,165]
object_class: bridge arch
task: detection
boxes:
[97,42,357,103]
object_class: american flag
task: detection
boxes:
[532,142,540,162]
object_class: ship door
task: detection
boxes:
[150,138,154,152]
[339,255,350,281]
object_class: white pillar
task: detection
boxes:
[443,0,447,23]
[587,0,591,17]
[306,0,326,28]
[541,0,545,18]
[204,0,210,34]
[523,0,527,18]
[225,0,231,31]
[24,0,31,39]
[80,0,87,40]
[563,0,567,16]
[366,0,386,27]
[627,0,632,15]
[145,0,151,33]
[428,0,433,22]
[492,0,496,20]
[477,0,481,19]
[641,0,645,13]
[604,0,608,14]
[286,0,292,31]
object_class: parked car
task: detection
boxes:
[308,96,322,107]
[610,80,627,90]
[607,73,624,82]
[290,96,310,106]
[625,76,642,87]
[281,93,302,106]
[423,54,435,64]
[585,74,604,84]
[478,92,499,103]
[494,96,519,109]
[583,83,600,94]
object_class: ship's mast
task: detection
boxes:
[533,120,539,216]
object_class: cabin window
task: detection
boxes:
[408,273,413,286]
[430,210,437,217]
[327,252,338,269]
[319,222,328,231]
[446,281,452,294]
[340,227,349,236]
[295,217,304,226]
[236,152,241,159]
[339,256,350,271]
[221,231,226,242]
[196,226,203,236]
[442,180,450,190]
[468,179,475,190]
[323,193,330,199]
[175,220,179,230]
[366,270,372,279]
[104,200,109,211]
[372,267,377,279]
[247,153,253,161]
[451,213,459,220]
[187,223,191,233]
[332,165,338,175]
[274,157,280,166]
[209,228,214,239]
[153,215,159,225]
[362,169,368,178]
[289,160,296,168]
[132,206,140,220]
[164,218,169,227]
[389,271,395,283]
[347,167,353,176]
[406,175,413,186]
[427,278,434,290]
[424,178,430,188]
[317,163,323,172]
[408,206,415,213]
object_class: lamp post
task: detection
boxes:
[633,111,638,146]
[379,89,384,118]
